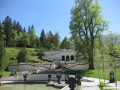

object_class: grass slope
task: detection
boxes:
[6,47,42,63]
[66,69,120,81]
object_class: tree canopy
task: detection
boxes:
[70,0,108,69]
[0,16,62,50]
[0,24,5,72]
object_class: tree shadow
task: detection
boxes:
[65,70,94,76]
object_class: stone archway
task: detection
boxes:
[66,55,69,61]
[71,55,74,60]
[62,56,65,61]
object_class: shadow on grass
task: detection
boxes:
[65,70,94,76]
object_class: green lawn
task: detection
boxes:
[1,69,120,80]
[99,82,110,90]
[1,71,22,77]
[66,69,120,81]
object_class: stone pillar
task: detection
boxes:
[109,71,115,83]
[109,63,115,83]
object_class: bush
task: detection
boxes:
[99,82,110,90]
[17,48,28,63]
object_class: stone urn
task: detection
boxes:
[23,74,27,81]
[48,74,51,82]
[56,73,62,84]
[68,75,76,90]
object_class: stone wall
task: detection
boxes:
[66,63,89,70]
[8,63,53,71]
[42,49,76,62]
[8,63,89,71]
[1,74,66,81]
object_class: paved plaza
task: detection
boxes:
[1,75,120,90]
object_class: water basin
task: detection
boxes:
[0,84,59,90]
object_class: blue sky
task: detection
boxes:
[0,0,120,40]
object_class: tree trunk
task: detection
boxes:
[88,40,94,70]
[88,55,94,69]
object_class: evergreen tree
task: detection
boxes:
[35,36,40,48]
[27,26,31,35]
[3,16,12,47]
[16,22,22,34]
[12,20,17,30]
[53,32,60,49]
[39,29,46,48]
[22,27,26,33]
[60,37,70,49]
[48,31,54,43]
[29,25,36,47]
[0,22,5,39]
[46,31,54,50]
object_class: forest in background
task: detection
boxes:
[0,16,72,50]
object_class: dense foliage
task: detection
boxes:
[70,0,108,69]
[0,37,5,72]
[0,16,70,50]
[17,48,28,63]
[0,23,6,73]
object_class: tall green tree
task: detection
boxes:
[53,32,60,49]
[29,25,36,47]
[69,0,108,69]
[35,36,40,48]
[10,29,18,47]
[39,29,46,48]
[0,37,5,72]
[16,22,22,35]
[3,16,12,47]
[0,24,5,72]
[12,20,17,30]
[22,27,26,33]
[27,26,31,35]
[93,33,107,67]
[46,31,54,50]
[60,37,70,49]
[48,31,54,43]
[0,22,5,39]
